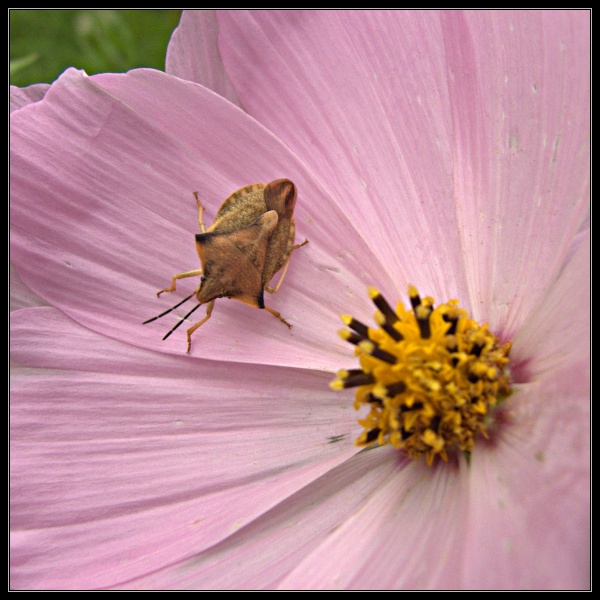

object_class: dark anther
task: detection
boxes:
[367,393,383,407]
[342,371,376,388]
[470,343,484,357]
[347,317,369,338]
[364,428,381,443]
[409,289,422,309]
[416,308,431,339]
[382,321,403,342]
[369,346,398,365]
[344,331,367,346]
[385,381,407,397]
[371,291,399,325]
[443,314,459,335]
[400,401,423,412]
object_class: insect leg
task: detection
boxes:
[265,239,309,294]
[292,239,310,250]
[264,305,292,329]
[186,300,215,354]
[156,269,203,297]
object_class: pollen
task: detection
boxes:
[330,286,512,466]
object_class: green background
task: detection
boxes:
[10,9,182,88]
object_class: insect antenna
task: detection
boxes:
[143,293,195,325]
[162,302,204,341]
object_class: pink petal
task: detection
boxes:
[121,405,588,590]
[463,231,590,589]
[277,454,471,590]
[10,67,392,369]
[464,375,589,589]
[165,10,241,106]
[10,263,47,311]
[10,82,50,112]
[441,11,590,338]
[206,11,589,331]
[213,11,468,305]
[138,451,466,590]
[13,306,588,589]
[113,446,402,589]
[512,229,590,381]
[10,307,361,589]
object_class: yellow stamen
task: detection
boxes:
[331,285,512,466]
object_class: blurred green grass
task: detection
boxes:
[10,9,182,87]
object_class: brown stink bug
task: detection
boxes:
[144,179,308,353]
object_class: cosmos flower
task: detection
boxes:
[10,10,589,590]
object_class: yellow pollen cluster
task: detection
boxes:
[330,285,512,466]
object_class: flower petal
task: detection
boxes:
[10,82,50,112]
[465,225,590,588]
[512,229,590,381]
[276,454,470,589]
[129,447,542,590]
[213,10,467,303]
[9,83,49,312]
[202,11,589,328]
[440,11,590,335]
[112,446,402,589]
[10,67,391,368]
[464,376,589,589]
[165,10,241,106]
[10,307,360,589]
[10,263,47,311]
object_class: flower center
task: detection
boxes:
[330,285,512,466]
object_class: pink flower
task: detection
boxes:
[10,10,589,589]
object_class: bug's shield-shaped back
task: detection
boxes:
[195,210,279,308]
[207,184,267,236]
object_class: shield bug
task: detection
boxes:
[144,179,308,353]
